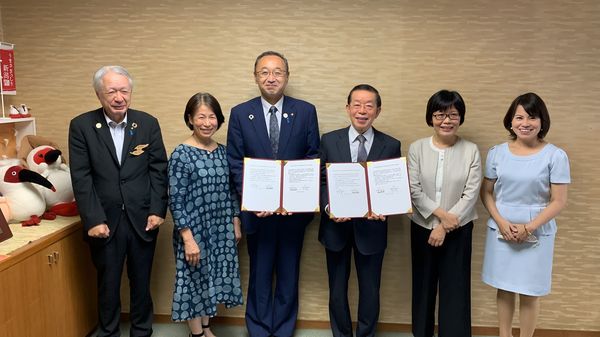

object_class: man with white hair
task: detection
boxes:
[69,65,168,337]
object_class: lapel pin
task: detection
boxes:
[130,144,149,156]
[96,123,102,129]
[129,122,138,136]
[249,114,254,120]
[283,113,288,119]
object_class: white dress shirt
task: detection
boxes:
[104,112,128,164]
[261,97,283,136]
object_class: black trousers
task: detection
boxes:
[90,212,157,337]
[411,221,472,337]
[326,235,385,337]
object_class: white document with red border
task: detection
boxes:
[326,157,412,218]
[241,157,320,213]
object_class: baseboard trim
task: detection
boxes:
[122,314,600,336]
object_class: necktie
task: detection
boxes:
[356,134,367,162]
[269,106,279,156]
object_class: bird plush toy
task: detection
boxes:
[0,159,56,226]
[8,104,31,118]
[26,145,78,217]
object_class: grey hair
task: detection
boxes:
[92,65,133,93]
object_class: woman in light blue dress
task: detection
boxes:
[169,92,243,337]
[481,93,570,337]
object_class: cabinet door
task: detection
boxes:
[0,241,60,337]
[0,227,97,337]
[55,230,98,337]
[41,242,64,337]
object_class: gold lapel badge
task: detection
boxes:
[96,122,102,129]
[130,144,149,156]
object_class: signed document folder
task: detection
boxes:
[326,157,412,218]
[241,157,320,213]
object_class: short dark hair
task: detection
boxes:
[254,50,289,73]
[503,92,550,140]
[347,84,381,108]
[425,90,466,126]
[183,92,225,130]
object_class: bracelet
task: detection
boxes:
[524,224,532,236]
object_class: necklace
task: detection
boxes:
[190,133,216,151]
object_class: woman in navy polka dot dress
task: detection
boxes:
[168,92,243,337]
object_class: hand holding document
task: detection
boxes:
[241,158,320,213]
[326,157,411,218]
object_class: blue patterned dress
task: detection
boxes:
[168,143,243,321]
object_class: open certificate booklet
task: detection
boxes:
[326,157,412,218]
[241,158,320,213]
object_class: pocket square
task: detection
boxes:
[130,144,149,156]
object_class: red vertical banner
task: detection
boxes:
[0,43,16,95]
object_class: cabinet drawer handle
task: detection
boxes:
[53,251,60,263]
[47,254,54,265]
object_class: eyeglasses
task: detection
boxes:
[255,69,287,79]
[432,112,460,121]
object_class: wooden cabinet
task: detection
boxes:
[0,221,97,337]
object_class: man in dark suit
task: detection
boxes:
[227,51,320,337]
[319,84,401,337]
[69,65,168,337]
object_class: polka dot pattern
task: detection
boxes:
[168,144,243,321]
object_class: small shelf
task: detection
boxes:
[0,117,36,158]
[0,117,35,123]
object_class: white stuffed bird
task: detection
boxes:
[26,146,78,216]
[0,159,56,226]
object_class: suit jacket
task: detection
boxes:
[69,108,168,243]
[226,96,320,234]
[318,126,401,255]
